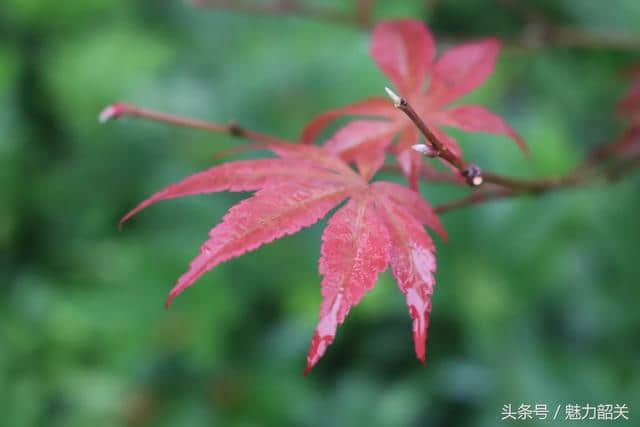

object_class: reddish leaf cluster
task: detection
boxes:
[124,143,445,373]
[121,19,525,372]
[301,19,526,190]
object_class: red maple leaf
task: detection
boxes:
[301,19,527,189]
[121,143,447,373]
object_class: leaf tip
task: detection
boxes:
[99,103,129,123]
[118,211,135,230]
[413,328,427,364]
[165,280,189,309]
[165,292,177,309]
[119,201,151,230]
[303,363,313,376]
[407,289,430,365]
[305,331,333,376]
[384,86,402,107]
[512,132,530,157]
[501,125,529,157]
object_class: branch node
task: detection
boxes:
[462,164,484,186]
[228,122,245,137]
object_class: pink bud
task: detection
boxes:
[98,103,130,123]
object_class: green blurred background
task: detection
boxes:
[1,1,639,426]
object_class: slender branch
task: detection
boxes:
[546,26,640,51]
[355,0,375,28]
[435,189,513,214]
[188,0,374,28]
[98,102,292,145]
[492,0,640,51]
[385,88,465,170]
[434,174,581,214]
[383,86,640,212]
[385,87,483,186]
[602,154,640,181]
[190,0,640,51]
[481,171,583,192]
[435,153,640,213]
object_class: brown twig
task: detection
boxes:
[190,0,640,51]
[546,26,640,51]
[434,174,584,214]
[481,171,583,192]
[492,0,640,51]
[188,0,374,28]
[385,87,483,186]
[98,102,292,146]
[355,0,375,28]
[434,151,640,213]
[382,87,640,212]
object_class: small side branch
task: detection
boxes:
[188,0,374,28]
[435,153,640,213]
[99,102,291,146]
[385,87,483,187]
[481,171,582,192]
[383,86,640,213]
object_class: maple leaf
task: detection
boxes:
[301,19,527,189]
[121,143,446,373]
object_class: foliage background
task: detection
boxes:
[1,1,639,426]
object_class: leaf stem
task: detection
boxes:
[434,153,640,213]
